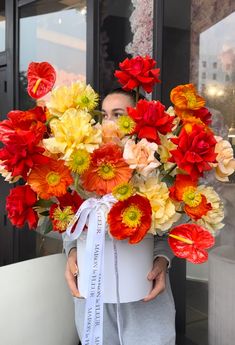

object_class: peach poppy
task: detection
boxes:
[81,143,132,195]
[27,158,73,199]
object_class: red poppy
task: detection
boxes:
[0,131,50,179]
[170,125,217,180]
[127,99,174,144]
[107,194,152,244]
[168,223,215,264]
[49,191,83,232]
[27,62,56,99]
[6,185,38,229]
[114,56,160,93]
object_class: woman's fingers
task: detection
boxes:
[65,248,81,298]
[143,257,168,302]
[65,261,81,297]
[68,250,78,276]
[143,270,166,302]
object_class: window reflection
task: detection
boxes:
[19,0,86,109]
[0,2,6,52]
[198,12,235,131]
[188,4,235,344]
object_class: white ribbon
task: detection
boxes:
[66,194,116,345]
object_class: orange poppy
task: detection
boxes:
[170,84,205,111]
[81,143,132,196]
[170,174,212,220]
[184,195,212,221]
[27,158,73,199]
[170,174,198,200]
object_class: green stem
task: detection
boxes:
[74,173,79,193]
[164,164,177,178]
[45,115,59,126]
[136,86,140,104]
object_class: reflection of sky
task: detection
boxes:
[20,9,86,76]
[0,21,5,52]
[200,12,235,57]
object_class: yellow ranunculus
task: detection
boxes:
[43,108,102,160]
[136,176,181,234]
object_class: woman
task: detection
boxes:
[64,89,176,345]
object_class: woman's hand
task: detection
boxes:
[143,256,168,302]
[65,248,81,298]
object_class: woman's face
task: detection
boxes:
[101,93,134,121]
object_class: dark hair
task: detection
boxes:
[103,87,146,105]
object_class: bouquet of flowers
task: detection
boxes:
[1,56,235,265]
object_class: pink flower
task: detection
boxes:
[213,136,235,181]
[101,120,123,144]
[123,138,160,177]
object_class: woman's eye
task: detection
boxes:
[114,112,123,118]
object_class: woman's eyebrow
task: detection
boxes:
[112,108,125,112]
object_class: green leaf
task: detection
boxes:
[162,174,175,186]
[38,216,53,234]
[35,199,54,208]
[39,211,50,216]
[44,221,53,234]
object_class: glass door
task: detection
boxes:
[0,1,5,53]
[18,0,87,110]
[17,0,87,257]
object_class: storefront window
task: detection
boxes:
[187,2,235,344]
[0,2,6,52]
[18,0,87,256]
[19,0,86,110]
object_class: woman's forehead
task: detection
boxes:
[102,93,133,109]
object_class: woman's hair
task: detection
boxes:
[103,87,146,105]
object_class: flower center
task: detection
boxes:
[119,185,129,195]
[46,171,61,186]
[81,96,89,104]
[122,205,142,228]
[185,91,197,108]
[112,183,133,201]
[68,149,90,174]
[123,120,130,128]
[53,206,74,231]
[32,78,42,94]
[118,115,135,134]
[98,163,116,180]
[182,187,202,207]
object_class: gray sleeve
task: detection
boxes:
[62,233,77,257]
[153,235,174,268]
